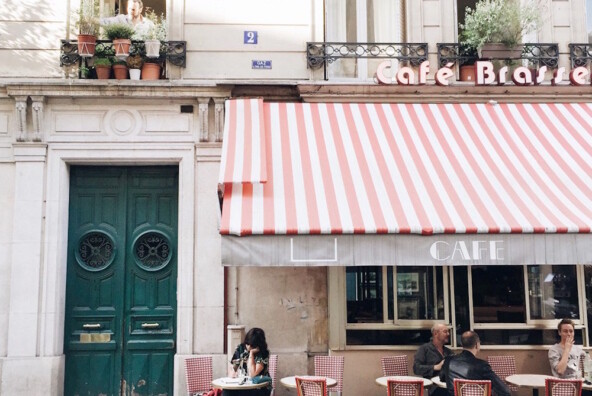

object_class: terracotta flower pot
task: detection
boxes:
[77,34,96,57]
[113,64,128,79]
[479,43,524,60]
[459,65,476,82]
[145,40,161,58]
[141,63,161,80]
[95,65,111,79]
[113,38,132,58]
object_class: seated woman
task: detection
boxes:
[225,327,271,396]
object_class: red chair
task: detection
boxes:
[269,354,278,396]
[487,355,518,392]
[314,356,344,396]
[296,376,328,396]
[453,379,492,396]
[382,355,410,376]
[545,378,582,396]
[185,356,213,396]
[387,378,424,396]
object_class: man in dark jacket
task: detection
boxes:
[440,331,510,396]
[414,324,453,396]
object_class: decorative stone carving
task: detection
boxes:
[31,96,45,142]
[214,98,225,142]
[198,97,210,142]
[14,96,27,142]
[104,109,142,136]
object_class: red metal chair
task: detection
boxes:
[487,355,518,392]
[269,354,278,396]
[314,355,344,396]
[185,355,213,396]
[545,378,582,396]
[453,379,492,396]
[382,355,410,376]
[387,378,424,396]
[296,376,328,396]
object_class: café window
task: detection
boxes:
[325,0,403,79]
[346,266,448,346]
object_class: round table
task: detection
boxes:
[431,376,447,388]
[280,376,337,388]
[212,377,271,390]
[376,376,433,388]
[505,374,592,396]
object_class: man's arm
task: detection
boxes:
[483,364,511,396]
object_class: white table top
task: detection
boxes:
[376,376,433,388]
[506,374,591,390]
[212,377,270,390]
[431,376,447,388]
[280,376,337,388]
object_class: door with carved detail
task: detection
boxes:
[64,166,178,396]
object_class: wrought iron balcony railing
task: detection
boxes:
[569,43,592,68]
[60,39,187,68]
[437,43,560,69]
[307,42,428,80]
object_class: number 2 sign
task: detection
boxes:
[244,31,258,44]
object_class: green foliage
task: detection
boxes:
[460,0,542,50]
[142,10,168,41]
[126,54,144,69]
[103,22,135,40]
[76,0,100,36]
[112,59,127,65]
[93,57,112,66]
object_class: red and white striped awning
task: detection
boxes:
[219,99,592,266]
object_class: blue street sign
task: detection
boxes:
[244,31,258,44]
[252,60,272,69]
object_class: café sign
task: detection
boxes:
[375,60,592,86]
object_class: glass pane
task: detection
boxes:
[454,267,470,346]
[396,267,444,320]
[585,266,592,345]
[528,265,579,320]
[478,329,580,346]
[346,267,383,323]
[587,0,592,43]
[347,329,432,346]
[472,266,525,323]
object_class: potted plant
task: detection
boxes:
[112,59,128,79]
[75,0,100,57]
[141,58,162,80]
[102,22,135,58]
[142,10,167,58]
[458,44,479,81]
[460,0,541,59]
[93,57,112,79]
[127,54,143,80]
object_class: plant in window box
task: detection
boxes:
[141,57,163,80]
[93,57,112,79]
[458,44,479,81]
[112,59,129,79]
[127,54,143,80]
[102,22,135,58]
[75,0,100,57]
[460,0,541,60]
[142,10,167,58]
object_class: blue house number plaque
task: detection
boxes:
[252,60,272,69]
[244,31,258,44]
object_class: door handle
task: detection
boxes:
[82,323,102,329]
[141,323,160,329]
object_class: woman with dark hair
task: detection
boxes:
[225,327,271,396]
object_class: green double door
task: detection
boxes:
[64,166,178,396]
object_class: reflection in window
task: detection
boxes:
[396,267,444,320]
[528,265,578,320]
[325,0,402,79]
[346,267,383,323]
[472,266,525,323]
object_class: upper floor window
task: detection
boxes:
[587,0,592,43]
[325,0,402,79]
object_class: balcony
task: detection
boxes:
[60,39,187,79]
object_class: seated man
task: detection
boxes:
[440,331,510,396]
[414,323,453,396]
[548,318,585,379]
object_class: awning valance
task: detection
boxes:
[219,99,592,266]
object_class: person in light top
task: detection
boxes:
[548,318,585,378]
[100,0,154,39]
